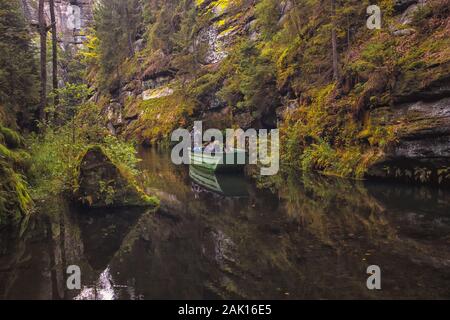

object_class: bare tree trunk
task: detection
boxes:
[38,0,47,122]
[125,6,135,57]
[49,0,59,106]
[331,0,340,83]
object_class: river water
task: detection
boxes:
[1,148,449,299]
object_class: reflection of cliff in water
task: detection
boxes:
[0,199,150,300]
[1,149,449,299]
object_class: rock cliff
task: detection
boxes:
[21,0,93,44]
[82,0,450,185]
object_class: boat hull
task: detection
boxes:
[188,149,246,173]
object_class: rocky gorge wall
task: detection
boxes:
[21,0,93,44]
[77,0,450,186]
[364,0,450,185]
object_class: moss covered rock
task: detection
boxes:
[75,146,159,208]
[367,97,450,185]
[0,126,23,149]
[0,125,32,228]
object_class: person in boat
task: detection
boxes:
[191,128,203,153]
[204,137,221,154]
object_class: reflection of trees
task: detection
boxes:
[2,152,449,299]
[273,172,450,263]
[0,197,88,299]
[262,172,450,298]
[272,172,393,246]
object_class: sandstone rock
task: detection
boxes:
[394,72,450,103]
[393,28,416,36]
[142,87,174,101]
[134,39,145,52]
[367,97,450,185]
[123,100,141,121]
[196,26,228,64]
[202,106,233,129]
[75,146,158,208]
[105,102,123,127]
[22,0,94,44]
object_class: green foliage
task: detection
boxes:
[255,0,280,39]
[0,165,33,226]
[280,83,379,178]
[60,44,89,85]
[124,91,195,145]
[0,125,32,227]
[47,83,93,121]
[98,180,116,206]
[0,125,23,149]
[29,81,141,199]
[102,135,141,177]
[28,127,85,198]
[0,0,39,125]
[300,140,338,172]
[28,124,142,200]
[300,140,365,178]
[218,40,279,116]
[94,0,143,92]
[83,0,449,184]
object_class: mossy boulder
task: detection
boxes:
[0,125,23,149]
[75,146,159,208]
[0,126,32,228]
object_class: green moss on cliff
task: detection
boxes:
[87,0,450,183]
[124,91,195,145]
[0,125,32,227]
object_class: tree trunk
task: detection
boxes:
[49,0,59,106]
[331,0,340,83]
[125,6,135,57]
[38,0,47,122]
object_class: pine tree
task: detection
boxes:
[38,0,47,121]
[0,0,38,126]
[94,0,142,92]
[49,0,59,106]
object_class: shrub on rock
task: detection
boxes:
[75,146,159,208]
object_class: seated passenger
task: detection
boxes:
[204,138,221,154]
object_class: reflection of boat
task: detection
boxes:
[189,165,248,197]
[188,148,246,172]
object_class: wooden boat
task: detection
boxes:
[189,166,248,197]
[188,148,247,173]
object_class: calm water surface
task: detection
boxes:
[1,148,449,299]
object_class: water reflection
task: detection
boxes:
[189,165,249,197]
[0,148,449,299]
[75,267,116,300]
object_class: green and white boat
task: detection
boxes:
[188,148,247,173]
